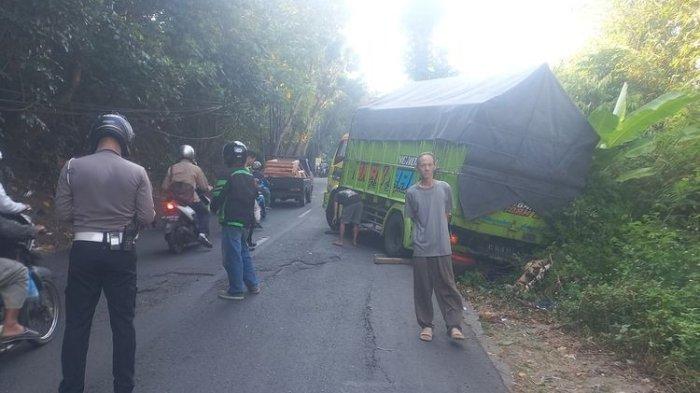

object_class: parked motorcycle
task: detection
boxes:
[162,196,209,254]
[0,213,61,353]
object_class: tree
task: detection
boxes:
[402,0,455,81]
[556,0,699,114]
[0,0,362,184]
[307,76,366,161]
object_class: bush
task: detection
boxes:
[541,152,699,390]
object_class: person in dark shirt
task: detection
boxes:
[332,187,362,247]
[211,141,260,300]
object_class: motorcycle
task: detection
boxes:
[162,195,210,254]
[0,213,61,353]
[256,193,266,221]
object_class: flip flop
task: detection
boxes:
[419,327,433,342]
[0,327,40,343]
[333,241,344,247]
[450,328,465,340]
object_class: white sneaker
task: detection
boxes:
[198,233,213,248]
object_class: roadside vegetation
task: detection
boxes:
[460,1,699,390]
[0,0,363,190]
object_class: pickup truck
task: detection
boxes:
[264,157,314,207]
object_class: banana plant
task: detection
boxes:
[587,84,700,182]
[589,84,699,149]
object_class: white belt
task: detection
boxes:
[74,232,122,243]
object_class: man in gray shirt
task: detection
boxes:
[55,113,154,393]
[404,152,465,342]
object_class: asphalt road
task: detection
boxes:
[0,178,507,393]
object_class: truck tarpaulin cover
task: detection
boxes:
[351,64,599,219]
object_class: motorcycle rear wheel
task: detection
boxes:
[166,233,184,254]
[26,278,61,346]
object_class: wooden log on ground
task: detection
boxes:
[374,254,412,265]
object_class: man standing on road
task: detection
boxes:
[211,141,260,300]
[161,144,214,248]
[404,152,465,342]
[55,113,155,393]
[332,187,362,247]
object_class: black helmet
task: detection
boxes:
[180,144,195,160]
[88,113,135,157]
[222,141,247,166]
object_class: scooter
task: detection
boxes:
[256,193,267,221]
[0,213,61,353]
[162,196,210,254]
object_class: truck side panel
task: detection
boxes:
[342,139,546,245]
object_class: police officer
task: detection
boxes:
[55,113,155,393]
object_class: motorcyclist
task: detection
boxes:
[162,145,213,248]
[0,149,43,342]
[251,161,271,208]
[0,151,31,214]
[0,215,44,343]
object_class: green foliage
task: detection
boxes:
[540,114,699,388]
[543,173,699,387]
[0,0,364,183]
[547,2,699,389]
[588,88,699,149]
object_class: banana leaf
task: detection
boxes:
[616,167,656,182]
[589,106,619,146]
[606,92,700,148]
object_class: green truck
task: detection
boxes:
[323,65,598,268]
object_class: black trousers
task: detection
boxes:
[59,241,137,393]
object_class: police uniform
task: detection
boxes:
[55,147,155,393]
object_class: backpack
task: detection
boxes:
[167,166,195,205]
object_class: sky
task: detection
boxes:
[343,0,607,93]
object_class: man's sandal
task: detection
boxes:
[419,327,433,342]
[450,327,465,340]
[0,327,40,344]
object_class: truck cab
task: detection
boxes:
[323,133,348,215]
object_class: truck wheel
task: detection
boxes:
[306,189,312,203]
[384,212,409,257]
[297,193,306,207]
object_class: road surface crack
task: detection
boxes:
[258,258,328,281]
[363,289,394,388]
[152,271,215,278]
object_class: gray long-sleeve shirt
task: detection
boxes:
[54,149,155,232]
[0,182,27,214]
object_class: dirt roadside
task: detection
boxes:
[457,282,669,393]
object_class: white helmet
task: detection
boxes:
[180,145,195,160]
